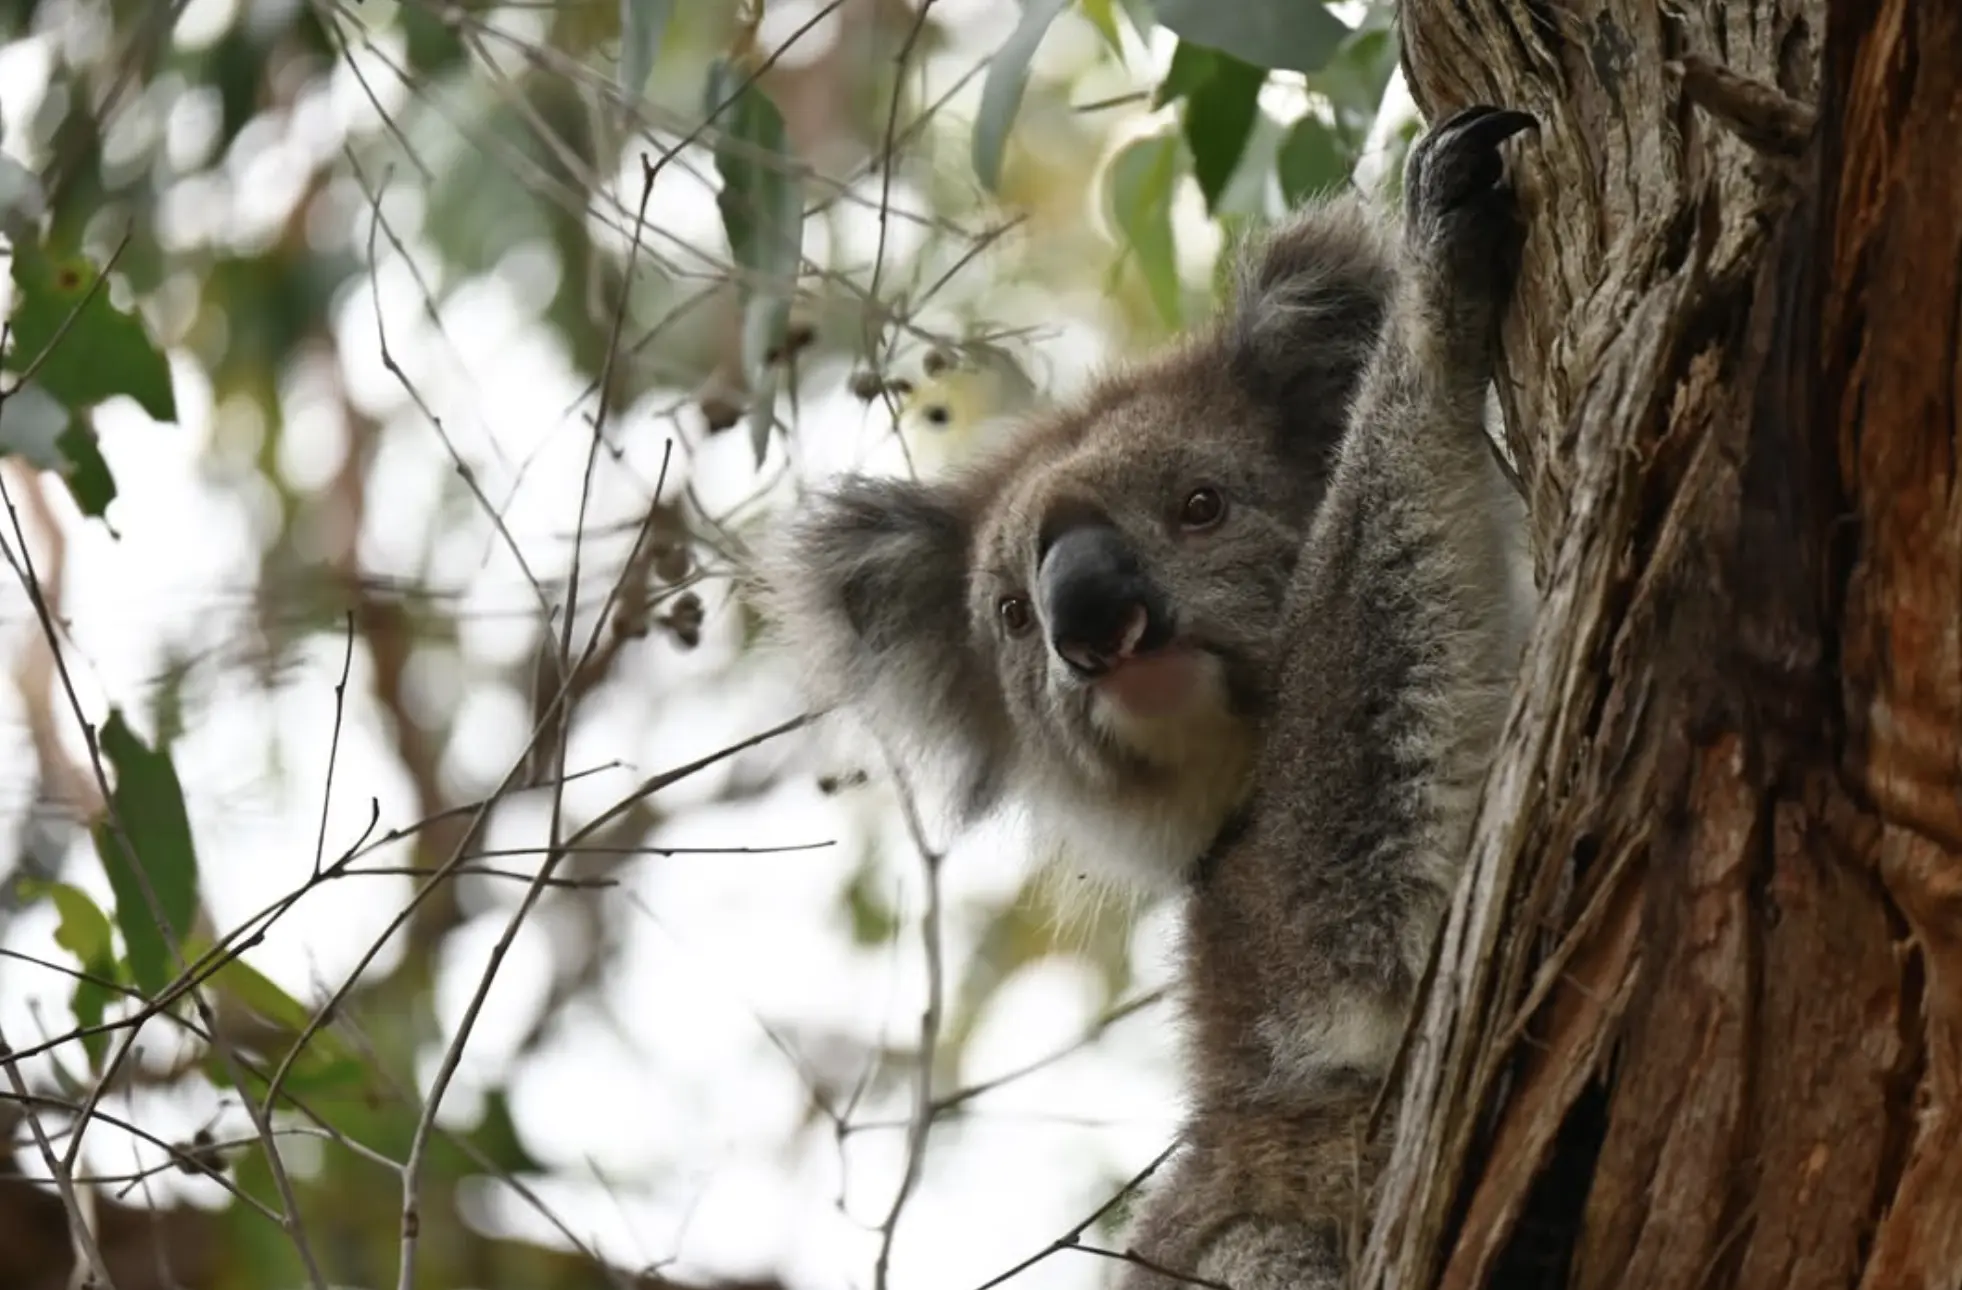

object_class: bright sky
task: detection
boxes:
[0,3,1412,1286]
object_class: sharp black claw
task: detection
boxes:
[1446,107,1539,152]
[1432,104,1505,132]
[1407,105,1538,216]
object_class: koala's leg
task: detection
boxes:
[1115,1100,1383,1290]
[1117,1166,1346,1290]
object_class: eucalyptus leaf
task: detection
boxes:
[1212,110,1287,219]
[705,60,803,465]
[0,152,45,235]
[1152,0,1349,74]
[43,881,115,969]
[972,0,1070,192]
[1079,0,1126,58]
[39,881,119,1069]
[5,241,176,423]
[1105,131,1184,328]
[0,383,124,518]
[182,933,364,1095]
[1278,113,1350,206]
[92,711,201,999]
[0,379,70,467]
[1178,47,1266,212]
[56,424,117,517]
[618,0,674,105]
[1310,24,1399,123]
[1112,0,1156,41]
[1152,40,1217,109]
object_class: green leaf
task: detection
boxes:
[1212,109,1287,218]
[55,423,117,517]
[92,711,200,999]
[1079,0,1126,58]
[205,1045,366,1111]
[1308,23,1400,126]
[1179,48,1266,212]
[52,883,120,1070]
[971,0,1070,193]
[0,380,72,467]
[5,242,176,423]
[23,879,122,1069]
[0,153,46,236]
[1152,40,1217,110]
[1278,114,1350,206]
[71,974,115,1068]
[46,882,114,966]
[618,0,674,104]
[190,939,310,1031]
[705,60,803,466]
[0,384,122,519]
[1105,131,1184,328]
[843,861,899,947]
[1151,0,1350,74]
[1111,0,1155,41]
[182,934,364,1097]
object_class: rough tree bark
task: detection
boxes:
[1359,1,1960,1288]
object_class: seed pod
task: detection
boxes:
[699,394,743,434]
[766,320,817,365]
[664,591,704,649]
[653,540,691,584]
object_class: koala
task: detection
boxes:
[759,96,1536,1290]
[761,198,1396,898]
[1113,106,1540,1289]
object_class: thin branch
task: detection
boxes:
[971,1142,1181,1290]
[0,1025,116,1289]
[309,614,356,880]
[870,751,947,1290]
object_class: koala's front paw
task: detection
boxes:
[1402,105,1536,302]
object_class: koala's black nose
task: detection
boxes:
[1037,525,1172,677]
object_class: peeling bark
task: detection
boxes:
[1364,0,1961,1287]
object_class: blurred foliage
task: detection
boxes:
[0,0,1408,1287]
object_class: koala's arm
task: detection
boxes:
[1253,104,1540,1016]
[1116,107,1539,1290]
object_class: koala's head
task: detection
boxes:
[759,196,1394,894]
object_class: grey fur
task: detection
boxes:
[1115,107,1540,1289]
[758,196,1395,895]
[759,103,1536,1290]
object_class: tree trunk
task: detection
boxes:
[1362,1,1962,1288]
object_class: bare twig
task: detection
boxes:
[971,1141,1181,1290]
[870,751,947,1290]
[309,614,357,880]
[0,1024,116,1289]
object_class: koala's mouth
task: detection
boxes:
[1062,605,1206,720]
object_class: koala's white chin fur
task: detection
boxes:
[1090,644,1206,720]
[1029,652,1253,899]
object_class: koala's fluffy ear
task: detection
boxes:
[1226,193,1396,422]
[759,475,1010,817]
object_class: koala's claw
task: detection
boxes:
[1404,105,1537,226]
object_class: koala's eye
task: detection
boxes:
[997,594,1035,637]
[1180,486,1227,531]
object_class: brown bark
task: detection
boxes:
[1363,1,1961,1288]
